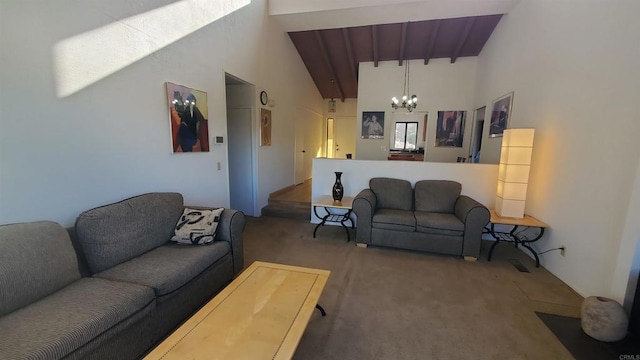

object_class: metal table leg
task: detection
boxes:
[487,223,500,261]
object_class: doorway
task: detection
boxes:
[225,74,257,216]
[327,116,356,158]
[294,108,323,185]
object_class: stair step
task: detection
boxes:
[262,204,310,220]
[267,198,310,207]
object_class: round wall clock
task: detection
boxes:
[260,91,268,106]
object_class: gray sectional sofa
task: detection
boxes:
[353,178,489,259]
[0,193,245,360]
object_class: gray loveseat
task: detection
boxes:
[0,193,244,360]
[353,178,489,259]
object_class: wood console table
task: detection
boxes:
[387,153,424,161]
[486,209,548,267]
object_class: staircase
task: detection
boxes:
[261,180,312,220]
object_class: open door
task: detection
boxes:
[225,74,256,216]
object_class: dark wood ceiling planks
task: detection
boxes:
[288,15,503,100]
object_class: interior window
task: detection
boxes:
[393,122,418,150]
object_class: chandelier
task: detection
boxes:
[391,60,418,112]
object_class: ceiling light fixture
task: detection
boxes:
[391,60,417,112]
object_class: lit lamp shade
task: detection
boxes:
[495,128,535,218]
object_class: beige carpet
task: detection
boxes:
[243,216,582,360]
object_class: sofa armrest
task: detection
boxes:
[216,209,245,275]
[189,206,245,275]
[352,189,377,244]
[454,196,490,258]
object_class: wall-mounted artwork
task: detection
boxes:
[489,92,514,137]
[361,111,385,139]
[166,82,209,153]
[435,111,466,147]
[260,108,271,146]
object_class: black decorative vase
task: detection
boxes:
[332,172,344,201]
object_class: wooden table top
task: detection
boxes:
[490,209,548,228]
[144,261,330,360]
[312,195,354,209]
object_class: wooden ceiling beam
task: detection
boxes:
[451,17,476,63]
[315,30,345,101]
[372,25,379,67]
[424,20,440,65]
[342,28,358,84]
[399,22,408,66]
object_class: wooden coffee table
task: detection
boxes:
[144,261,330,360]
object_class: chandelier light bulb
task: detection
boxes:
[402,95,408,101]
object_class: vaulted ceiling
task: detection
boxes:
[288,15,503,100]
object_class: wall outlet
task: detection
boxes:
[560,246,566,256]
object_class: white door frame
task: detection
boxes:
[225,73,259,217]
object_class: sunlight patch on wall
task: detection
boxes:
[53,0,251,98]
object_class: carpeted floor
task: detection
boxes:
[242,216,585,360]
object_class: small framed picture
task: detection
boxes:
[489,92,514,137]
[361,111,384,139]
[260,108,271,146]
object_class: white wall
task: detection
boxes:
[311,158,498,222]
[356,58,477,162]
[0,0,322,227]
[475,0,640,302]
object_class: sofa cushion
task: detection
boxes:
[370,177,413,211]
[415,212,464,236]
[94,241,231,297]
[372,209,416,232]
[75,193,184,273]
[171,207,224,245]
[0,221,82,317]
[0,277,155,360]
[414,180,462,213]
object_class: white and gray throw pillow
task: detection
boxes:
[171,207,224,245]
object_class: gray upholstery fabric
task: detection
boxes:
[455,195,491,258]
[415,212,464,236]
[0,277,154,360]
[353,189,377,244]
[213,209,245,275]
[370,178,413,211]
[67,254,234,360]
[0,221,81,317]
[75,193,184,273]
[372,209,416,232]
[371,228,463,255]
[95,241,230,296]
[355,179,489,259]
[414,180,461,213]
